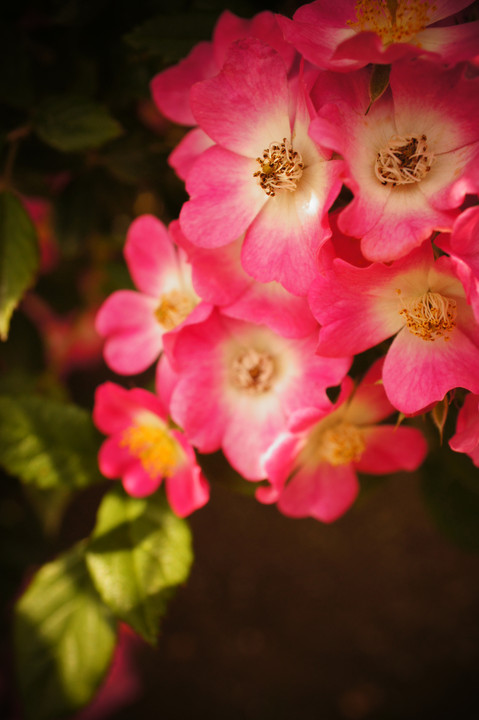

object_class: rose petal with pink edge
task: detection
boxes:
[168,128,215,182]
[150,41,216,126]
[383,326,479,415]
[261,431,305,489]
[190,38,291,157]
[181,146,266,248]
[416,22,479,64]
[345,357,395,426]
[355,425,427,474]
[278,461,359,522]
[125,215,179,297]
[93,383,168,435]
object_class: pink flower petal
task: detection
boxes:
[168,128,215,182]
[125,215,178,297]
[355,425,427,474]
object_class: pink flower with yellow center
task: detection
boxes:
[96,215,209,376]
[167,309,351,480]
[308,242,479,414]
[93,383,209,516]
[310,60,479,262]
[279,0,479,70]
[179,37,344,296]
[257,358,427,522]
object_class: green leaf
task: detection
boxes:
[86,485,193,644]
[0,191,39,340]
[421,449,479,552]
[0,395,103,489]
[34,95,122,152]
[15,543,117,720]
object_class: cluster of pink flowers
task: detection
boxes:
[93,1,479,522]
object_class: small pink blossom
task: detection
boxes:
[279,0,479,70]
[309,242,479,414]
[257,358,427,522]
[93,382,209,516]
[96,215,208,376]
[167,309,350,480]
[310,60,479,262]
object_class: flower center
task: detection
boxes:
[120,423,180,478]
[230,348,276,394]
[317,422,366,466]
[375,134,434,186]
[154,290,196,331]
[348,0,433,44]
[254,138,304,197]
[398,290,457,341]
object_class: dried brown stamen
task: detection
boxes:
[375,134,434,186]
[155,290,196,331]
[230,348,276,394]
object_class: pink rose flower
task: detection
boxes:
[257,358,427,522]
[93,382,209,517]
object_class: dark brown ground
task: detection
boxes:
[112,467,479,720]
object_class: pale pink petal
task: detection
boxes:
[416,22,479,63]
[180,146,266,247]
[278,462,359,522]
[345,357,395,426]
[355,425,427,474]
[125,215,178,296]
[190,38,291,157]
[150,42,217,126]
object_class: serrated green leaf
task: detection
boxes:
[0,395,103,489]
[34,95,122,152]
[15,543,117,720]
[86,485,193,644]
[0,191,39,340]
[421,449,479,552]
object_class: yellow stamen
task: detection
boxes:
[348,0,435,45]
[315,421,366,466]
[120,423,180,478]
[155,289,196,331]
[399,290,457,341]
[254,138,304,197]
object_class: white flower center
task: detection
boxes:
[375,134,434,186]
[154,290,196,331]
[230,348,276,394]
[348,0,434,44]
[254,138,304,197]
[398,289,457,341]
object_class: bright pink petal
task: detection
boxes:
[190,38,291,157]
[96,291,163,375]
[93,383,167,435]
[449,393,479,454]
[98,435,136,478]
[165,433,210,516]
[122,463,162,498]
[180,146,266,247]
[168,128,215,181]
[345,357,395,426]
[383,326,479,414]
[355,425,427,474]
[278,461,359,522]
[150,42,217,126]
[125,215,178,296]
[415,22,479,63]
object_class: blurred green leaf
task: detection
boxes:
[0,395,103,489]
[422,449,479,551]
[15,543,117,720]
[125,12,217,61]
[34,95,122,152]
[0,191,39,340]
[366,64,391,114]
[86,485,193,644]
